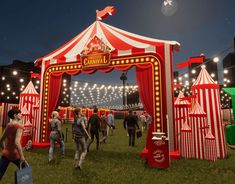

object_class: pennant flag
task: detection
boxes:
[176,55,204,69]
[96,6,116,20]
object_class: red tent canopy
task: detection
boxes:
[35,20,180,67]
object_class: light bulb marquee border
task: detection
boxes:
[40,54,163,142]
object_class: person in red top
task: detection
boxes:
[0,109,26,180]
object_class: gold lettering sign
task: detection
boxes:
[81,52,110,68]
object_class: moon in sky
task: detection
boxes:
[161,0,178,16]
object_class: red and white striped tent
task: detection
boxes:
[174,91,191,151]
[35,21,179,66]
[192,65,226,158]
[19,81,40,120]
[189,100,208,160]
[180,120,193,159]
[34,18,180,166]
[21,104,30,124]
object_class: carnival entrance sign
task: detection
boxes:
[34,7,180,168]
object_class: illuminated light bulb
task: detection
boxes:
[213,57,219,63]
[13,71,18,75]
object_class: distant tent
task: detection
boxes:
[19,81,39,119]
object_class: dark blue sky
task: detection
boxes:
[0,0,234,84]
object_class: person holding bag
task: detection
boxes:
[48,111,65,162]
[0,109,27,180]
[123,110,140,147]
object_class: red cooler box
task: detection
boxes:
[147,133,170,169]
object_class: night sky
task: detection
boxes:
[0,0,234,84]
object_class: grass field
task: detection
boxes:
[2,120,235,184]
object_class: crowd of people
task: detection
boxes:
[48,107,152,170]
[0,107,152,180]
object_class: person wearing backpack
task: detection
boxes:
[73,108,90,170]
[48,111,65,162]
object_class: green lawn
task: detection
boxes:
[2,120,235,184]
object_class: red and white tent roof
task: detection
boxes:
[25,120,32,127]
[174,91,190,106]
[21,104,30,115]
[21,81,39,95]
[192,65,217,86]
[181,120,192,131]
[205,129,215,139]
[189,101,206,115]
[35,20,180,66]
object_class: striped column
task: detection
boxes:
[174,92,191,151]
[180,121,193,158]
[204,130,217,161]
[32,103,39,142]
[189,101,208,159]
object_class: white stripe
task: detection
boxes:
[205,89,211,128]
[65,23,96,62]
[50,58,57,65]
[102,22,180,46]
[43,23,94,62]
[145,46,156,53]
[96,22,115,51]
[104,24,151,48]
[211,90,220,157]
[118,50,132,56]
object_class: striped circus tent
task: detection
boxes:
[21,104,30,124]
[204,130,217,161]
[180,120,193,158]
[192,65,226,158]
[189,100,208,159]
[32,100,40,142]
[174,91,191,151]
[34,21,179,66]
[19,81,40,120]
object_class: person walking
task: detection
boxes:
[139,112,147,132]
[0,109,27,180]
[48,111,65,162]
[123,110,140,146]
[100,112,111,143]
[72,108,91,170]
[87,108,101,151]
[146,113,152,130]
[107,111,115,136]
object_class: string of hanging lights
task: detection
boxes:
[60,79,141,109]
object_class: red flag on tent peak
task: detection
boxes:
[176,55,204,69]
[96,6,116,20]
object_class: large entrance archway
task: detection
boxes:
[35,20,179,167]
